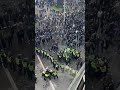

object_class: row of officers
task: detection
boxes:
[0,50,35,80]
[36,48,64,71]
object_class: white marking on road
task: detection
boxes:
[3,67,18,90]
[36,54,56,90]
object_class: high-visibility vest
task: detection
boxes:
[47,53,49,57]
[51,59,54,63]
[44,52,47,55]
[56,65,59,68]
[50,57,53,60]
[16,58,20,65]
[53,72,57,76]
[61,65,64,69]
[42,71,46,74]
[49,69,53,73]
[45,74,49,77]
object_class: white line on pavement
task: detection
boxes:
[36,54,56,90]
[3,67,18,90]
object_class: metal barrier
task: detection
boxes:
[67,63,85,90]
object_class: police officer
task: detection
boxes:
[52,71,58,79]
[49,69,53,76]
[60,64,64,72]
[44,73,50,81]
[55,64,59,71]
[42,70,46,77]
[50,56,54,63]
[53,61,56,69]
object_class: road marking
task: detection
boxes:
[37,55,45,70]
[36,54,56,90]
[3,67,18,90]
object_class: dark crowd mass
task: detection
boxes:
[35,0,85,50]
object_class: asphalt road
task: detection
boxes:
[35,55,74,90]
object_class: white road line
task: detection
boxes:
[3,67,18,90]
[36,54,56,90]
[37,55,46,71]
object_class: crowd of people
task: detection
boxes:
[63,10,85,48]
[35,0,85,50]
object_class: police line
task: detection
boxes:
[35,47,79,76]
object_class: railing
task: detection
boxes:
[67,63,85,90]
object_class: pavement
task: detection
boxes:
[35,55,74,90]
